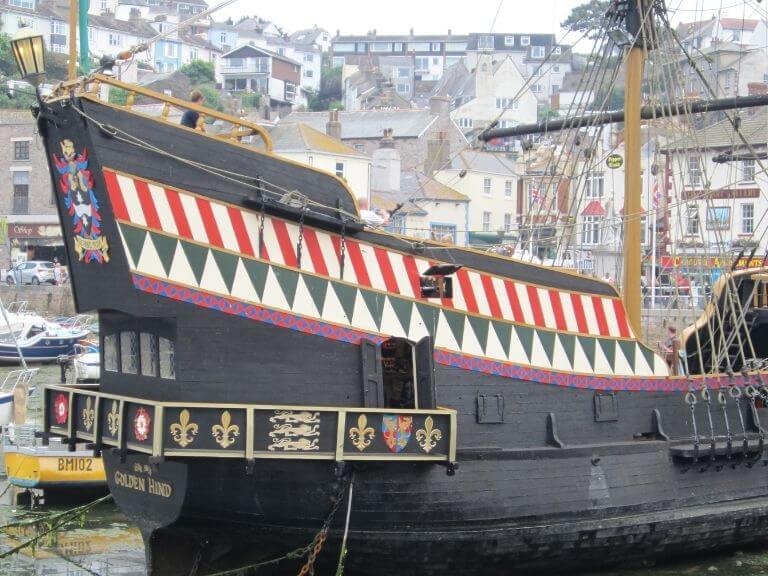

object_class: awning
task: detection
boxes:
[581,200,606,217]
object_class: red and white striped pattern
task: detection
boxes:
[104,169,634,339]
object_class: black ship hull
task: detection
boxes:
[37,85,768,575]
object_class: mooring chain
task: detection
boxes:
[296,207,307,268]
[297,473,351,576]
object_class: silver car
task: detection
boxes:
[4,261,56,285]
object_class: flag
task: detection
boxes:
[530,186,541,204]
[79,0,90,73]
[652,181,660,209]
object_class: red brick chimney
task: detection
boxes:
[326,109,342,140]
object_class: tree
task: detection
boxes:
[196,84,224,113]
[308,63,342,111]
[561,0,610,39]
[180,60,215,85]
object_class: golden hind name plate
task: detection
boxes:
[82,397,95,432]
[349,414,375,452]
[212,411,239,449]
[107,401,120,436]
[416,416,442,454]
[170,409,199,448]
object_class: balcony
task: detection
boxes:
[44,385,457,464]
[220,60,270,75]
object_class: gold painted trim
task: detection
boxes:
[152,405,164,458]
[245,409,254,460]
[335,410,346,461]
[164,450,246,459]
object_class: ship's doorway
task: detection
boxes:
[359,336,436,409]
[381,337,416,409]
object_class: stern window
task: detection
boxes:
[104,334,119,372]
[140,332,158,377]
[381,338,416,409]
[159,337,176,380]
[120,331,138,374]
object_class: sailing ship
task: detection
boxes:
[19,0,768,573]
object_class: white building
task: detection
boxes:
[269,122,372,201]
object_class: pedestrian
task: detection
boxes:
[181,90,206,132]
[53,257,62,286]
[659,325,680,375]
[602,272,613,284]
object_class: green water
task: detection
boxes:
[2,366,768,575]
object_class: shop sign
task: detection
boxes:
[8,224,62,239]
[661,255,764,269]
[606,154,623,169]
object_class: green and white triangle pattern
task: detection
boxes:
[121,225,664,377]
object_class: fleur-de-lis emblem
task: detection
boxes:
[107,401,120,436]
[212,411,239,449]
[82,397,95,432]
[170,409,199,448]
[416,416,442,454]
[349,414,375,452]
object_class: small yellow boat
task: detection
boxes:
[3,427,105,491]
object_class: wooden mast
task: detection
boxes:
[68,0,78,80]
[622,0,650,339]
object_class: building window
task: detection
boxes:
[521,36,530,46]
[370,42,393,52]
[332,56,345,68]
[553,46,562,55]
[13,141,30,161]
[432,56,440,65]
[396,67,410,78]
[505,180,513,198]
[687,155,701,186]
[430,43,440,52]
[12,171,29,215]
[159,337,175,379]
[284,82,296,101]
[742,158,755,182]
[189,48,198,60]
[732,29,741,42]
[165,42,178,58]
[686,205,699,235]
[585,172,604,198]
[109,33,121,47]
[477,35,494,50]
[483,177,492,196]
[503,213,512,232]
[219,32,227,44]
[393,42,403,52]
[482,211,491,232]
[504,35,515,46]
[9,0,34,8]
[104,334,119,372]
[354,144,365,153]
[742,203,754,234]
[415,56,429,71]
[51,20,66,35]
[139,333,158,377]
[303,53,314,62]
[582,215,601,245]
[335,162,345,178]
[430,223,456,243]
[304,69,314,78]
[531,46,545,58]
[356,42,366,53]
[531,84,543,94]
[458,117,473,128]
[120,331,138,375]
[396,83,410,93]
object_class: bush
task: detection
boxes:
[240,92,261,109]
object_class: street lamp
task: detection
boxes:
[10,26,46,87]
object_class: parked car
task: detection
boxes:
[4,261,56,285]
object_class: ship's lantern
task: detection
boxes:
[11,26,46,85]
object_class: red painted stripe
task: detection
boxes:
[402,255,422,298]
[526,285,545,327]
[103,170,128,221]
[456,269,478,313]
[271,219,298,267]
[134,180,161,230]
[481,275,502,319]
[591,296,610,336]
[548,291,567,331]
[548,290,568,330]
[612,299,632,337]
[164,188,192,239]
[504,280,525,323]
[196,197,223,248]
[227,206,254,256]
[570,294,589,334]
[302,228,328,276]
[345,241,371,287]
[374,247,399,293]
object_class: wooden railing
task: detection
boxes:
[47,74,273,152]
[44,385,457,464]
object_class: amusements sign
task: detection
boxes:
[606,154,623,169]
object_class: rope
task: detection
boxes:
[335,472,355,576]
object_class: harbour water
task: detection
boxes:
[1,365,768,576]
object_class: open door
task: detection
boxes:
[360,338,384,407]
[415,336,436,409]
